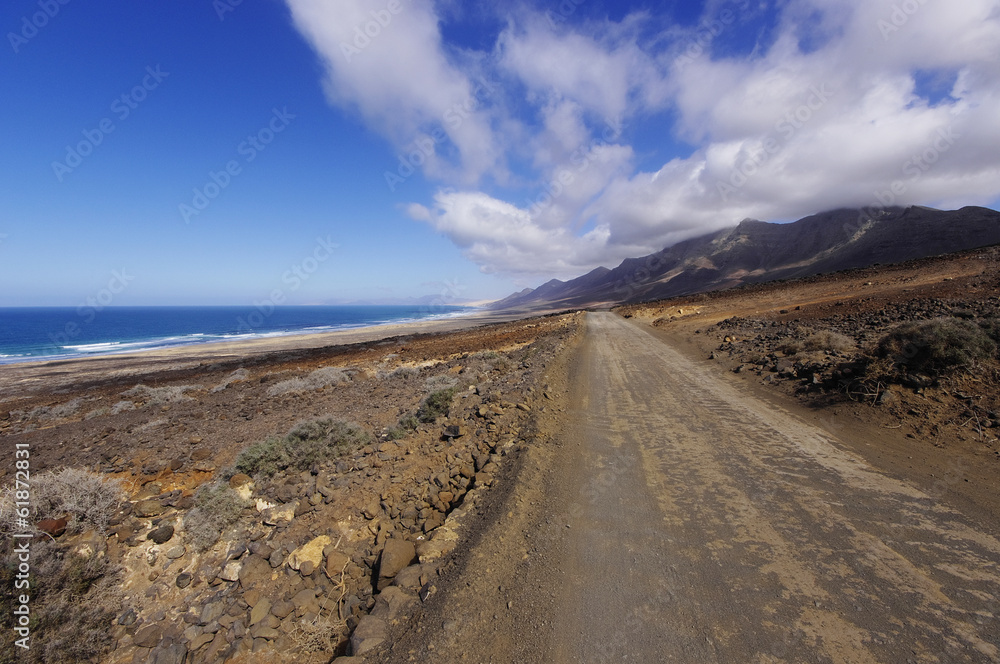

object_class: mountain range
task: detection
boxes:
[490,206,1000,311]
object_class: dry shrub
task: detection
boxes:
[0,539,124,664]
[876,318,996,374]
[183,481,250,551]
[29,398,85,421]
[802,330,856,353]
[416,386,459,423]
[121,384,196,404]
[783,329,855,355]
[211,367,249,393]
[236,418,371,478]
[266,367,350,397]
[110,400,135,415]
[424,374,458,392]
[0,468,125,536]
[288,616,345,654]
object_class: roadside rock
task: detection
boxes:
[219,560,241,582]
[148,643,187,664]
[134,499,166,518]
[250,598,271,626]
[377,539,416,589]
[325,549,350,576]
[261,503,296,526]
[287,535,330,571]
[147,524,174,544]
[133,624,163,648]
[270,599,295,619]
[238,554,272,589]
[165,544,186,559]
[36,518,67,538]
[350,615,386,655]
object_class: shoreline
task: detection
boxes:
[0,308,541,393]
[0,307,485,367]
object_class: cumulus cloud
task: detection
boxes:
[286,0,1000,280]
[284,0,504,183]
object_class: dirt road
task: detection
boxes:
[376,312,1000,663]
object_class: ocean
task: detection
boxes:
[0,305,471,363]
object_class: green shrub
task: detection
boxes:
[234,436,289,478]
[977,317,1000,345]
[416,387,459,423]
[876,318,996,374]
[183,482,249,551]
[236,418,371,478]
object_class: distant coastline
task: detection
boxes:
[0,305,477,365]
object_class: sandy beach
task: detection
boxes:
[0,309,541,396]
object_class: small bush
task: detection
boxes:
[782,330,855,355]
[183,482,249,551]
[780,339,803,355]
[110,400,136,415]
[0,539,123,664]
[424,374,458,392]
[416,386,459,423]
[211,368,249,393]
[390,366,418,380]
[876,318,996,374]
[266,367,350,397]
[386,414,421,440]
[802,330,855,353]
[121,384,196,404]
[0,468,125,536]
[235,436,290,478]
[236,418,371,478]
[977,317,1000,345]
[29,398,85,421]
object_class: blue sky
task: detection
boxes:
[2,0,999,306]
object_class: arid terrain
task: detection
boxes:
[0,314,579,663]
[4,245,1000,663]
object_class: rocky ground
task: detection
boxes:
[0,313,580,663]
[616,244,1000,481]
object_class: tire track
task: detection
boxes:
[550,313,1000,663]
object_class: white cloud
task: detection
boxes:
[287,0,1000,281]
[284,0,504,183]
[409,190,614,278]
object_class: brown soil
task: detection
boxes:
[0,313,580,663]
[616,244,1000,527]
